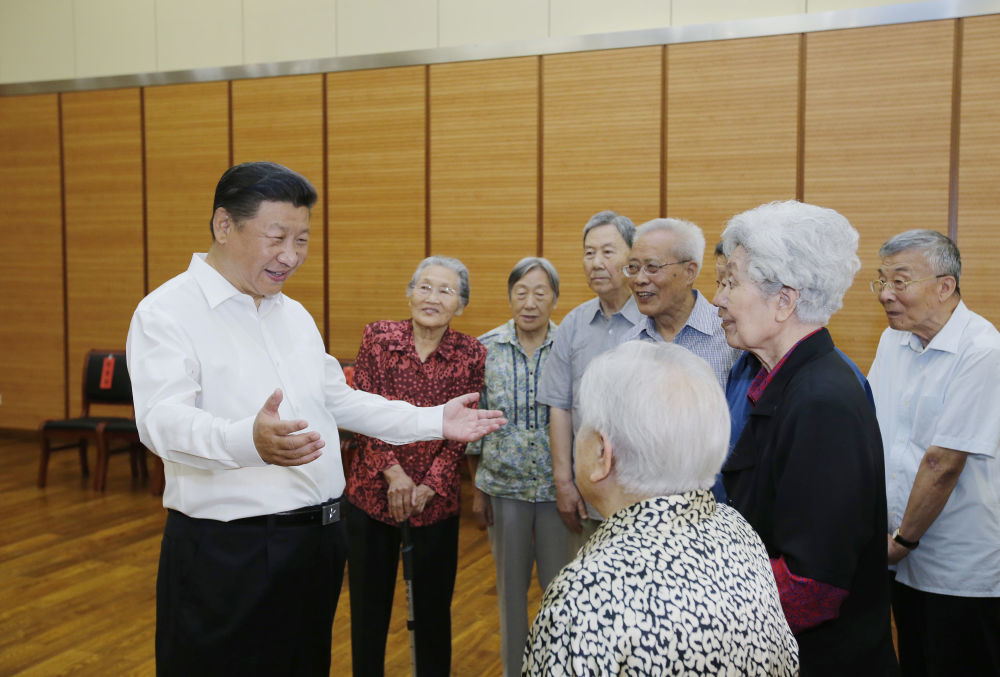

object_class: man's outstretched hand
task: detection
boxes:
[253,389,325,466]
[441,393,506,442]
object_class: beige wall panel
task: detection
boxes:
[957,15,1000,326]
[667,35,799,296]
[145,82,231,291]
[62,89,145,418]
[243,0,336,65]
[0,0,74,84]
[804,21,954,371]
[429,57,538,338]
[336,0,437,57]
[0,95,64,428]
[673,0,804,26]
[155,0,243,72]
[542,47,663,316]
[327,67,426,359]
[550,0,672,37]
[232,75,326,335]
[438,0,548,47]
[73,0,157,79]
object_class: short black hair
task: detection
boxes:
[209,162,318,239]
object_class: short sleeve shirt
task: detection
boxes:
[536,296,643,432]
[869,300,1000,596]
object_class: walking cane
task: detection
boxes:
[401,520,418,676]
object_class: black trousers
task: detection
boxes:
[891,577,1000,676]
[345,502,459,677]
[156,508,348,677]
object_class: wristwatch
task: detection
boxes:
[892,527,919,550]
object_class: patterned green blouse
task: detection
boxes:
[469,319,558,502]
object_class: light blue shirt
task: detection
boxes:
[622,289,741,389]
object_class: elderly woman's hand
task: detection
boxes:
[384,464,416,522]
[411,484,437,515]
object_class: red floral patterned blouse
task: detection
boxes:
[345,320,486,526]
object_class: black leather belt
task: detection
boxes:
[232,498,341,527]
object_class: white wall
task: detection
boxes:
[0,0,914,84]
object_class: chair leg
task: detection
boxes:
[38,435,52,488]
[93,428,109,492]
[137,444,149,480]
[78,439,89,477]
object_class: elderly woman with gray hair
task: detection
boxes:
[715,201,897,675]
[524,341,798,675]
[345,256,486,676]
[466,257,569,677]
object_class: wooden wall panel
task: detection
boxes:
[62,88,145,417]
[327,67,426,359]
[957,15,1000,326]
[232,75,327,336]
[429,57,538,338]
[666,35,800,296]
[0,95,65,428]
[144,82,230,291]
[804,21,955,371]
[542,47,663,316]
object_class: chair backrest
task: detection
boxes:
[82,350,133,410]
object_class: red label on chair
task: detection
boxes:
[100,355,115,389]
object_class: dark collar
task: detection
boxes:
[750,328,835,417]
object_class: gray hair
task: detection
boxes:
[721,201,861,325]
[576,341,729,497]
[635,218,707,274]
[508,257,560,299]
[582,210,636,247]
[407,256,471,307]
[879,229,961,294]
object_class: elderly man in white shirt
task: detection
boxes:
[127,161,504,676]
[868,229,1000,676]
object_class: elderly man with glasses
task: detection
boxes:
[621,218,740,387]
[868,230,1000,676]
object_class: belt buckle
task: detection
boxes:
[321,502,340,525]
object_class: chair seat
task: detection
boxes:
[101,419,139,434]
[41,417,106,432]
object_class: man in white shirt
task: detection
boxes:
[868,229,1000,676]
[127,162,504,676]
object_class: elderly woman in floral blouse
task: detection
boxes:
[467,257,570,677]
[345,256,486,677]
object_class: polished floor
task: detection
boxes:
[0,432,541,675]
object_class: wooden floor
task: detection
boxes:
[0,432,542,676]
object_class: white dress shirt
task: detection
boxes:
[869,300,1000,596]
[127,254,443,521]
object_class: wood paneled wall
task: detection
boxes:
[429,57,539,338]
[957,15,1000,323]
[1,17,998,429]
[542,47,664,311]
[0,95,64,429]
[327,67,427,358]
[62,88,145,417]
[804,21,956,371]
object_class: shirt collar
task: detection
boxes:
[685,290,721,336]
[587,294,643,325]
[494,319,557,349]
[590,490,718,548]
[902,300,969,355]
[385,320,460,360]
[188,253,285,313]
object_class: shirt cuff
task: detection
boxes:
[225,415,268,467]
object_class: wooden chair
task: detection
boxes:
[38,349,146,491]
